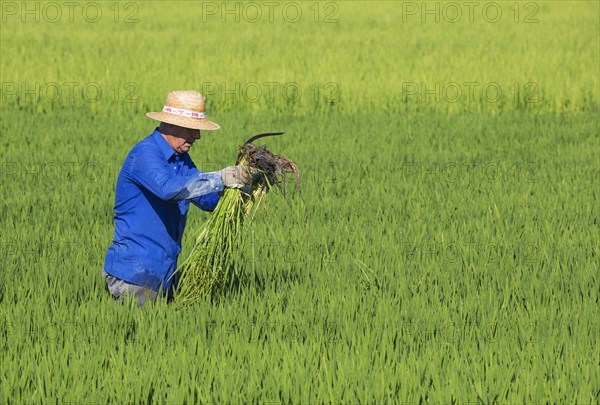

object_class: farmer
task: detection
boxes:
[102,90,250,306]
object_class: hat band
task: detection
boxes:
[162,106,207,119]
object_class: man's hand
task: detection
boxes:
[221,166,250,188]
[240,172,263,194]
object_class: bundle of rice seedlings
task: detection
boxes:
[172,133,301,305]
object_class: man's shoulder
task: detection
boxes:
[119,132,163,175]
[128,133,162,158]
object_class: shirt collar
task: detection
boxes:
[151,127,179,162]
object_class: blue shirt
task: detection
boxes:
[104,128,224,292]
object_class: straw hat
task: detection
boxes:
[146,90,220,130]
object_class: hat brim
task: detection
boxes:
[146,111,220,130]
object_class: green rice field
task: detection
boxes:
[1,1,598,403]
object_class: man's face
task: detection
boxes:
[161,123,201,154]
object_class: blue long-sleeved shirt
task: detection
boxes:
[103,128,224,291]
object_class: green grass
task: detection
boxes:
[1,1,598,114]
[1,1,599,403]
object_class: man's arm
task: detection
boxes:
[191,191,221,212]
[187,159,223,211]
[127,149,224,201]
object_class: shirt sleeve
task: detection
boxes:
[187,159,223,211]
[127,148,224,201]
[191,191,222,212]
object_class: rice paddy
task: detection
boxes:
[0,1,598,403]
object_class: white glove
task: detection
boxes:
[221,166,250,188]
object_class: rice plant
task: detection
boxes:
[174,137,301,305]
[0,1,598,402]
